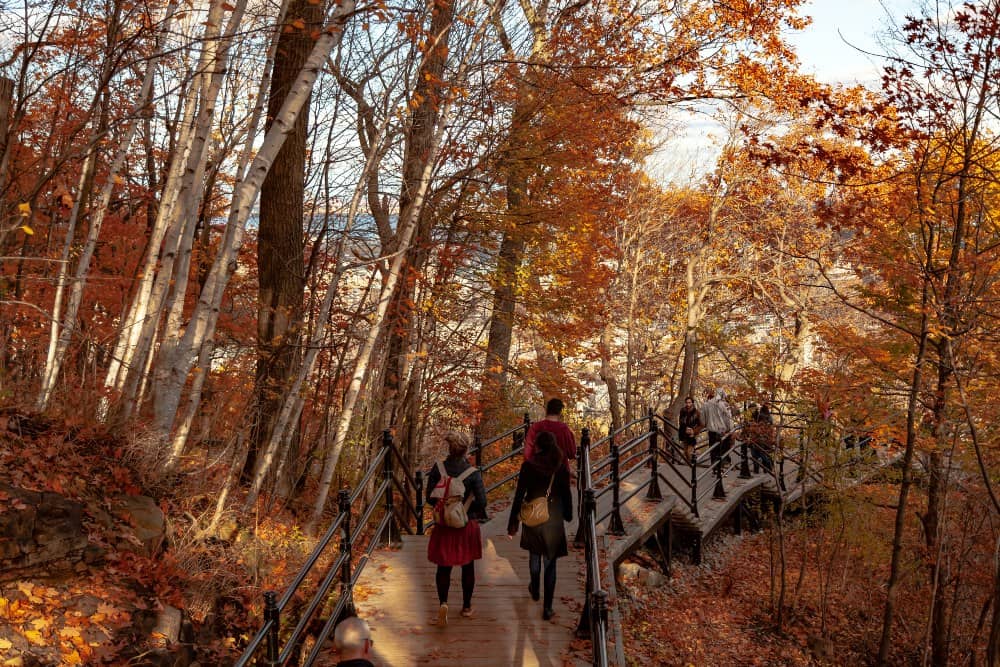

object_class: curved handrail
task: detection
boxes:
[236,430,418,667]
[575,429,610,667]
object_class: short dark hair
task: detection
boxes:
[545,398,564,416]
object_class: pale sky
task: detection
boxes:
[788,0,917,85]
[652,0,919,178]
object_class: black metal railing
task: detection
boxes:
[236,431,397,667]
[237,416,536,666]
[574,428,609,667]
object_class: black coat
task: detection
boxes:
[679,406,703,444]
[507,457,573,560]
[425,455,489,521]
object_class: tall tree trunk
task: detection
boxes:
[670,245,708,425]
[0,76,14,375]
[102,0,228,420]
[150,0,358,441]
[243,0,324,483]
[378,0,453,465]
[599,321,622,434]
[479,5,549,430]
[878,284,931,665]
[0,76,13,217]
[481,224,525,431]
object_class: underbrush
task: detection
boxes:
[618,483,992,666]
[0,411,331,664]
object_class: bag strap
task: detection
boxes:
[544,472,555,498]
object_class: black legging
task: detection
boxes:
[436,563,475,609]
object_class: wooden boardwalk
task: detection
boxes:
[341,445,898,665]
[351,508,590,667]
[345,465,768,665]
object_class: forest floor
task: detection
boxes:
[617,484,941,666]
[0,412,306,665]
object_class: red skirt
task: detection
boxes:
[427,519,483,566]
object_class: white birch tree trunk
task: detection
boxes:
[38,152,98,409]
[160,0,291,471]
[244,116,390,503]
[36,0,180,411]
[117,0,243,422]
[150,0,359,439]
[101,0,222,416]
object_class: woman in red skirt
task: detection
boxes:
[425,431,487,625]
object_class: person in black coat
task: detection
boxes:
[678,395,703,463]
[507,430,573,620]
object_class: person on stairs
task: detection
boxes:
[333,616,376,667]
[701,387,734,472]
[507,430,574,620]
[523,397,577,465]
[425,431,488,625]
[678,395,704,464]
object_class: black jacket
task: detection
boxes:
[425,455,489,521]
[679,406,703,443]
[507,459,573,526]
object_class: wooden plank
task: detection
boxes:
[347,510,590,667]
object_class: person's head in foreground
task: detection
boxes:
[334,615,374,664]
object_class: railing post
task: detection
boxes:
[739,438,751,478]
[575,487,596,638]
[690,450,699,518]
[609,441,626,535]
[381,429,400,546]
[592,588,609,647]
[646,407,662,500]
[263,591,280,666]
[338,489,356,618]
[414,470,425,535]
[513,412,530,453]
[474,430,482,470]
[573,429,590,546]
[713,448,727,500]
